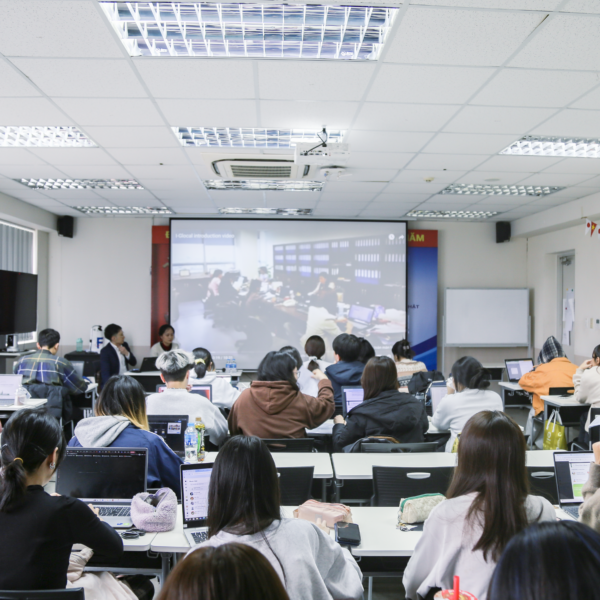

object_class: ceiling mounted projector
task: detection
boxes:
[294,143,350,166]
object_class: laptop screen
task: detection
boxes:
[343,387,364,414]
[348,305,374,324]
[71,361,84,379]
[148,415,188,452]
[0,374,22,402]
[190,385,212,401]
[554,451,593,504]
[429,381,447,414]
[56,448,148,503]
[505,359,534,382]
[181,463,213,527]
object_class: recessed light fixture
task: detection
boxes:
[406,209,500,219]
[75,206,172,214]
[174,127,344,148]
[441,183,564,197]
[0,126,96,148]
[204,179,323,191]
[17,178,144,190]
[501,135,600,158]
[219,207,312,215]
[100,2,398,60]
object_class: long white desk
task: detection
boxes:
[498,382,523,391]
[0,398,47,412]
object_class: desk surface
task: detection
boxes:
[0,398,47,412]
[542,395,584,408]
[498,382,524,391]
[204,451,333,479]
[0,350,36,358]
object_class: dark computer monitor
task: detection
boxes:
[148,414,188,453]
[0,270,37,335]
[140,357,158,372]
[71,361,85,379]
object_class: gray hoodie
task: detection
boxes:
[73,416,131,447]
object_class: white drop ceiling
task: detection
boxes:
[0,0,600,221]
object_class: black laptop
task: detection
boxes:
[148,414,188,456]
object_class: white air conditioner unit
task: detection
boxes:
[295,143,350,166]
[211,158,312,179]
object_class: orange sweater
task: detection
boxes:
[519,357,577,415]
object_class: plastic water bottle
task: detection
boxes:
[76,338,83,352]
[231,355,237,374]
[195,417,206,462]
[184,423,198,463]
[15,386,30,406]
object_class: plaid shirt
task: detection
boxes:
[13,349,88,395]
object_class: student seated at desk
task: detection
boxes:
[150,324,180,357]
[488,521,600,600]
[392,339,427,378]
[431,356,503,452]
[403,411,555,600]
[189,347,240,410]
[332,356,428,452]
[147,349,228,445]
[573,344,600,446]
[100,323,137,387]
[0,408,123,591]
[69,375,183,496]
[228,350,334,439]
[297,335,332,397]
[325,334,365,413]
[189,436,363,600]
[13,328,88,421]
[159,543,290,600]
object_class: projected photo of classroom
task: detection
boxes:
[170,219,407,370]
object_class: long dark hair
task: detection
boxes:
[0,408,66,511]
[593,345,600,370]
[192,347,213,379]
[256,351,299,391]
[392,339,414,360]
[96,375,148,430]
[446,410,530,561]
[157,543,290,600]
[207,436,281,537]
[451,356,490,391]
[488,521,600,600]
[362,356,399,401]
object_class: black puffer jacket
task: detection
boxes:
[332,389,428,451]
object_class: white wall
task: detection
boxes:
[49,218,153,357]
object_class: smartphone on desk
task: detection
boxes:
[335,522,361,547]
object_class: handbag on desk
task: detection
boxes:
[131,488,177,532]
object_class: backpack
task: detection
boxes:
[407,370,445,395]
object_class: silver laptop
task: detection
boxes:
[56,447,148,528]
[341,386,364,418]
[554,451,593,520]
[505,358,534,382]
[0,374,22,406]
[428,380,447,414]
[180,461,213,546]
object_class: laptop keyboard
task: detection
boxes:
[563,505,580,519]
[97,506,131,517]
[191,531,208,544]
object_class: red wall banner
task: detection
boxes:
[151,226,170,344]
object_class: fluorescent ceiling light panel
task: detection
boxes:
[174,127,344,148]
[219,207,312,215]
[441,183,564,197]
[501,135,600,158]
[75,206,172,214]
[205,179,323,191]
[0,126,96,148]
[17,178,144,190]
[100,2,398,60]
[407,210,499,219]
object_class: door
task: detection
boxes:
[558,255,575,363]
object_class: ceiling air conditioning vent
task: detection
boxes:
[212,158,306,179]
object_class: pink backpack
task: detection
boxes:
[293,500,353,528]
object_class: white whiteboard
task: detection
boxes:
[445,288,529,346]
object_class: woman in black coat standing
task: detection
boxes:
[332,356,428,451]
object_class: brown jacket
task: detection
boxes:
[580,462,600,531]
[228,379,334,439]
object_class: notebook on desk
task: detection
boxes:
[554,451,593,520]
[56,447,148,528]
[180,462,213,546]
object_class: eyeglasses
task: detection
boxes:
[120,527,147,540]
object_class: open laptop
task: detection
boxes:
[140,357,158,372]
[56,447,148,528]
[71,361,85,379]
[428,380,447,415]
[155,384,212,402]
[347,305,375,330]
[505,358,534,382]
[180,462,214,546]
[342,386,364,418]
[554,451,594,519]
[148,414,188,456]
[0,374,22,406]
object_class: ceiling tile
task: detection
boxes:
[322,181,388,194]
[53,98,164,127]
[51,164,133,179]
[541,159,600,175]
[0,1,123,58]
[344,168,398,182]
[563,0,600,13]
[345,131,433,153]
[412,0,561,7]
[518,172,596,186]
[258,61,375,102]
[471,68,599,107]
[258,101,358,129]
[475,154,566,172]
[419,200,475,210]
[210,192,264,207]
[529,109,600,138]
[11,58,147,98]
[83,127,180,149]
[367,65,495,104]
[28,148,119,165]
[0,149,47,166]
[471,195,534,206]
[360,204,418,217]
[93,189,159,204]
[156,99,259,128]
[392,170,466,184]
[0,165,69,178]
[40,188,104,201]
[170,207,220,215]
[346,152,413,170]
[313,204,363,217]
[421,133,522,155]
[317,195,373,205]
[354,103,458,132]
[0,97,72,125]
[124,165,199,180]
[107,148,189,166]
[134,59,255,99]
[371,193,431,204]
[384,182,445,194]
[0,60,40,96]
[384,7,543,66]
[264,193,318,208]
[406,153,488,171]
[455,171,533,184]
[444,106,556,134]
[572,87,600,110]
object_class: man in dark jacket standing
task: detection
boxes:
[325,334,365,414]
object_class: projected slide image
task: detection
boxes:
[170,220,407,370]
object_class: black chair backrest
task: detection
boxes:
[0,590,84,600]
[372,465,454,507]
[590,408,600,444]
[549,387,574,396]
[262,438,315,453]
[362,442,438,454]
[527,466,558,505]
[277,466,314,505]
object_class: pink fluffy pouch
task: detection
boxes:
[131,488,177,532]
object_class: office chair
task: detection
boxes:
[277,467,314,505]
[262,438,315,452]
[0,590,84,600]
[361,442,438,454]
[527,466,558,504]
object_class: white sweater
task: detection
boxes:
[145,388,228,445]
[431,388,503,451]
[403,493,556,600]
[574,366,600,431]
[297,359,332,397]
[150,342,180,357]
[190,519,363,600]
[188,370,241,410]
